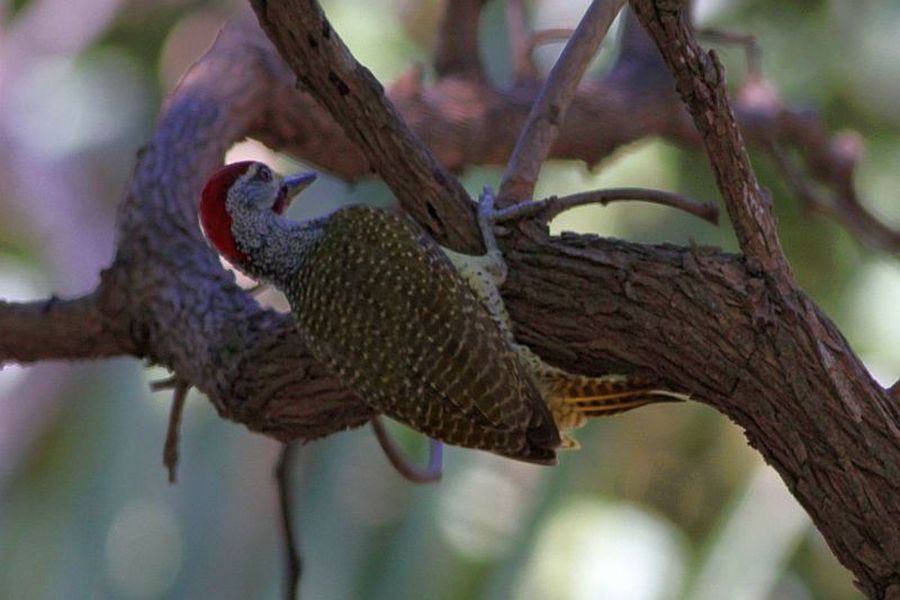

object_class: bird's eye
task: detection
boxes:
[256,166,272,182]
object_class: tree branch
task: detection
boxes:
[248,0,480,252]
[495,187,720,225]
[104,19,374,442]
[169,8,893,256]
[629,2,787,274]
[625,2,898,596]
[768,132,900,254]
[161,379,189,483]
[434,0,486,80]
[1,3,897,597]
[276,443,301,599]
[0,294,132,362]
[499,0,626,204]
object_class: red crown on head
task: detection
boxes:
[199,161,257,265]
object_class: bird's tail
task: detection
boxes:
[535,371,688,449]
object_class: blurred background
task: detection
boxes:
[1,0,898,598]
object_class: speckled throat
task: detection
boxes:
[227,195,325,286]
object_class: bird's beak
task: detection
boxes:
[274,171,318,214]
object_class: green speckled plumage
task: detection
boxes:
[281,206,559,463]
[208,162,684,463]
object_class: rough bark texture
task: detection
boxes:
[0,1,898,597]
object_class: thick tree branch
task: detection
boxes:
[105,19,373,442]
[0,294,132,362]
[248,0,480,252]
[626,2,898,596]
[1,3,897,597]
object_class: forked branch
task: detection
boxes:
[0,2,897,597]
[248,0,480,251]
[499,0,626,204]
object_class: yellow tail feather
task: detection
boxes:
[535,371,689,450]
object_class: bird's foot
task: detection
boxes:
[474,187,510,286]
[483,192,551,226]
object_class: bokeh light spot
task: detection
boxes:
[516,499,685,600]
[4,49,149,159]
[104,500,182,599]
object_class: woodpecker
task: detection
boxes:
[199,161,684,461]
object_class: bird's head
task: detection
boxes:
[199,161,317,264]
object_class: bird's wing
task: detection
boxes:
[289,206,559,460]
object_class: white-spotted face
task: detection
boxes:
[225,162,318,218]
[227,163,282,214]
[200,161,318,266]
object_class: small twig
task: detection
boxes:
[498,0,626,204]
[527,29,575,56]
[768,142,823,213]
[494,188,720,225]
[276,443,301,600]
[371,416,443,484]
[507,0,576,79]
[164,382,189,483]
[769,141,900,253]
[150,376,178,392]
[150,377,190,483]
[698,28,762,77]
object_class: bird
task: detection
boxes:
[200,161,561,463]
[199,161,685,462]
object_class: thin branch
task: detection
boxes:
[276,443,301,600]
[434,0,486,80]
[371,416,443,484]
[494,187,720,225]
[498,0,626,204]
[629,1,788,274]
[163,381,189,484]
[248,0,480,252]
[528,29,575,55]
[698,28,762,77]
[769,141,900,253]
[507,0,534,79]
[150,376,178,392]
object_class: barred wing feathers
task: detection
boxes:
[287,206,560,464]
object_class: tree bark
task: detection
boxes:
[0,2,897,597]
